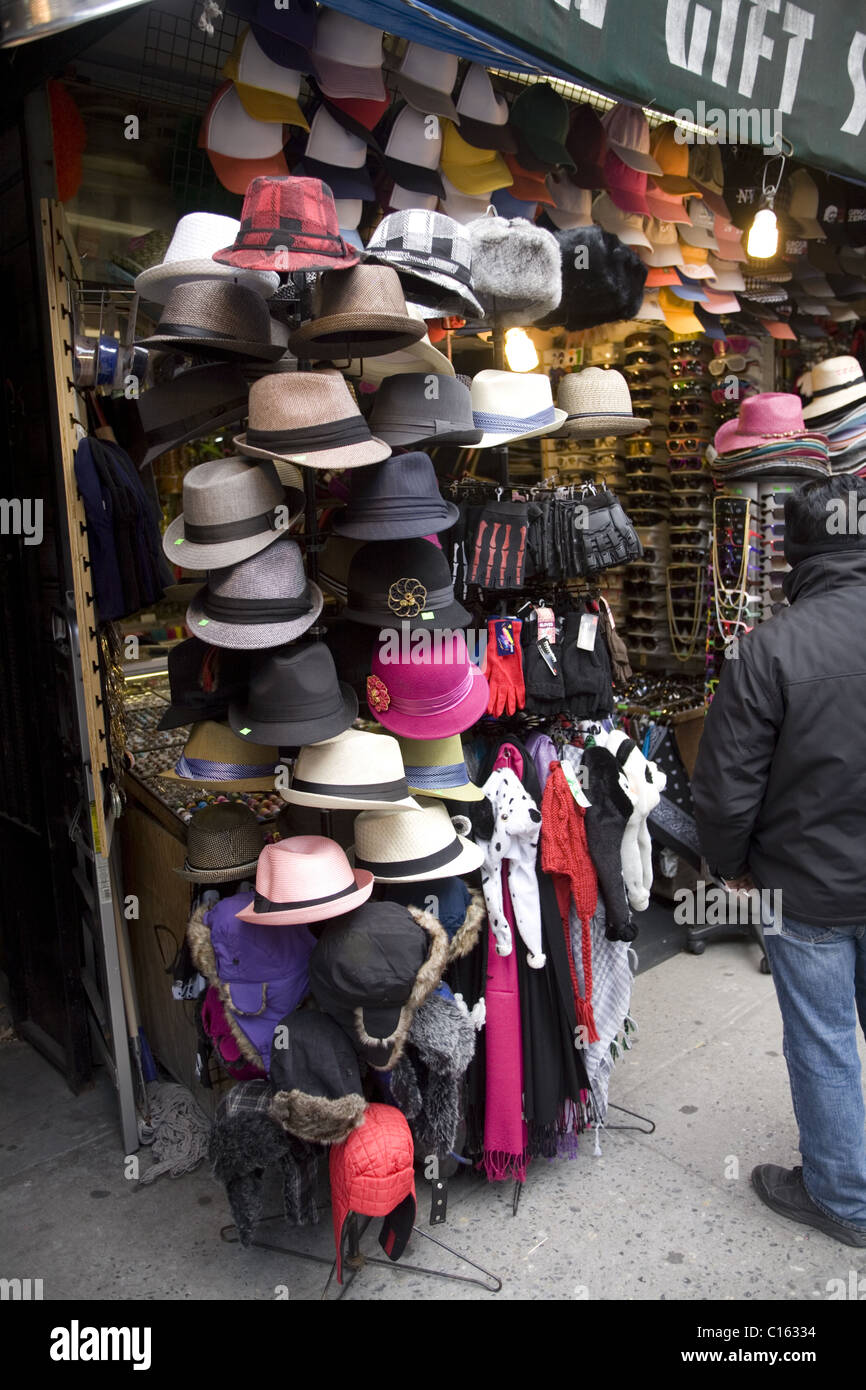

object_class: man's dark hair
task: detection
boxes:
[784,475,866,564]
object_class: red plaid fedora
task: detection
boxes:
[212,176,359,273]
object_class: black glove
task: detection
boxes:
[575,490,643,574]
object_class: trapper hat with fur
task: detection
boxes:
[269,1009,367,1145]
[466,213,561,326]
[536,225,647,331]
[310,899,449,1070]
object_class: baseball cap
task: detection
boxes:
[678,197,719,250]
[707,255,746,292]
[788,169,823,239]
[441,118,512,196]
[713,215,748,262]
[679,241,714,277]
[546,172,592,229]
[688,141,729,217]
[383,106,446,197]
[604,150,651,216]
[225,0,316,71]
[222,27,309,129]
[592,191,651,248]
[658,287,703,334]
[650,121,695,193]
[199,82,288,195]
[310,10,385,102]
[504,153,553,205]
[602,102,661,175]
[296,106,374,201]
[454,63,516,154]
[395,42,459,124]
[438,175,491,223]
[639,217,685,266]
[645,182,691,224]
[566,103,607,188]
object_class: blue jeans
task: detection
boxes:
[763,914,866,1229]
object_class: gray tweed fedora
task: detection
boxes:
[136,279,286,362]
[186,535,323,650]
[175,802,265,883]
[162,457,302,570]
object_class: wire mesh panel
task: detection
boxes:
[137,3,242,116]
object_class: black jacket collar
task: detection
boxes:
[783,549,866,604]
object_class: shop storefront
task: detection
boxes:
[1,0,865,1305]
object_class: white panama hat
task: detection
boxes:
[134,213,279,304]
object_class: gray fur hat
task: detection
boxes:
[466,213,562,326]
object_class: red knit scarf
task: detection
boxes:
[540,761,599,1044]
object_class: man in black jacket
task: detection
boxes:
[692,475,866,1248]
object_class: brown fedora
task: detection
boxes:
[137,279,286,361]
[287,265,426,360]
[234,369,391,471]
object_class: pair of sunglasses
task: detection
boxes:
[671,546,709,562]
[670,436,711,453]
[624,438,661,456]
[624,350,669,366]
[670,455,708,469]
[670,492,713,507]
[670,381,712,396]
[671,361,709,376]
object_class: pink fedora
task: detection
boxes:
[237,835,373,925]
[366,631,489,738]
[715,392,822,454]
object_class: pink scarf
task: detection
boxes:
[483,744,529,1182]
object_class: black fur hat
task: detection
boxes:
[535,225,648,332]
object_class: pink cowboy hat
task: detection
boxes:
[714,392,828,454]
[237,835,373,926]
[366,630,489,739]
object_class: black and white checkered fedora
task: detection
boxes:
[362,210,483,319]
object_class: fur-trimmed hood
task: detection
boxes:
[446,888,486,962]
[267,1009,368,1146]
[310,900,452,1073]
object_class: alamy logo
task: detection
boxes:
[0,1277,43,1299]
[672,102,782,154]
[50,1321,152,1371]
[0,498,43,546]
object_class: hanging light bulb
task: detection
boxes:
[504,327,539,372]
[747,206,779,258]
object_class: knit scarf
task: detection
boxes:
[540,762,599,1044]
[482,745,530,1183]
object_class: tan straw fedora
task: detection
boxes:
[234,369,391,469]
[158,720,279,791]
[287,264,426,360]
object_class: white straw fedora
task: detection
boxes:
[134,213,279,304]
[802,355,866,423]
[352,799,483,883]
[470,369,566,448]
[556,367,650,438]
[280,728,420,813]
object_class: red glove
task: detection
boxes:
[483,618,525,717]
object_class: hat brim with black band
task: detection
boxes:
[137,364,250,471]
[375,421,484,449]
[187,578,324,652]
[137,323,286,363]
[287,312,426,361]
[237,864,374,926]
[163,503,304,573]
[234,418,391,471]
[350,827,484,884]
[332,495,460,539]
[342,585,470,630]
[230,676,358,747]
[454,113,517,154]
[159,762,279,795]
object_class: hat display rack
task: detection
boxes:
[59,0,866,1299]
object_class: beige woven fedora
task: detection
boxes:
[175,802,265,883]
[352,799,483,883]
[162,457,301,570]
[137,279,286,361]
[234,369,391,470]
[556,367,650,439]
[287,265,426,360]
[280,728,420,813]
[159,720,279,791]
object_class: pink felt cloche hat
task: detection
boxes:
[365,630,489,739]
[237,835,373,925]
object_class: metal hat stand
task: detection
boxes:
[221,1206,502,1300]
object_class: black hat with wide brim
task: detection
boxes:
[229,641,359,747]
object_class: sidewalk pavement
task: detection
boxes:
[1,937,864,1301]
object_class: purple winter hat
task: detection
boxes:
[366,629,489,738]
[199,892,315,1072]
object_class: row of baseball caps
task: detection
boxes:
[201,0,866,262]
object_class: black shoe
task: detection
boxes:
[751,1165,866,1247]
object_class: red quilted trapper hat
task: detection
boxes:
[329,1103,416,1283]
[212,176,359,272]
